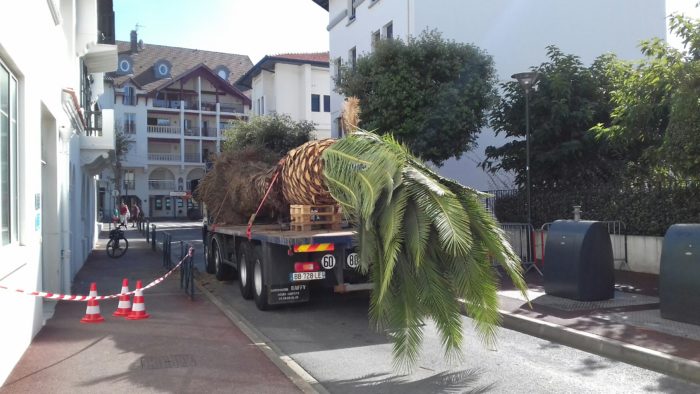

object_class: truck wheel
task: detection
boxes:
[238,242,254,299]
[213,239,234,281]
[204,236,215,274]
[253,247,271,311]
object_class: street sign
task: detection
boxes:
[170,191,188,197]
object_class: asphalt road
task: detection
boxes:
[151,221,700,393]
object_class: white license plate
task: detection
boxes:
[290,271,326,281]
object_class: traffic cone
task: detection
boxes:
[126,280,150,320]
[80,282,105,324]
[113,278,132,317]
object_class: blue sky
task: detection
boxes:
[114,0,329,64]
[114,0,698,64]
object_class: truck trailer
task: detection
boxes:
[202,221,370,310]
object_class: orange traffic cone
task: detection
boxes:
[113,278,132,317]
[126,280,150,320]
[80,282,105,324]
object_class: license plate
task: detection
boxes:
[290,271,326,281]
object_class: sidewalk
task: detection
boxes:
[0,230,303,394]
[497,269,700,385]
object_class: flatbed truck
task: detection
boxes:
[202,222,370,310]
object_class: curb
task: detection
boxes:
[500,309,700,385]
[194,279,329,394]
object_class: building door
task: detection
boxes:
[41,108,61,294]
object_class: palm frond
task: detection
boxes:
[322,130,528,370]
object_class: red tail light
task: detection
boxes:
[294,262,320,272]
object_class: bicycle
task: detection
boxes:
[106,227,129,258]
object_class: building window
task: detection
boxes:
[124,170,135,191]
[0,60,18,245]
[336,117,344,138]
[323,95,330,112]
[335,58,342,84]
[349,47,356,70]
[311,94,321,112]
[384,21,393,40]
[154,197,162,210]
[123,113,136,134]
[123,86,136,105]
[371,30,380,50]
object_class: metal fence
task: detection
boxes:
[498,222,542,276]
[157,231,195,300]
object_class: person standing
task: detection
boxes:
[131,203,141,228]
[119,202,129,227]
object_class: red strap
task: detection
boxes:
[247,168,281,240]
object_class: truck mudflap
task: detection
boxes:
[268,283,310,305]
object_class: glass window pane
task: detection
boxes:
[10,75,17,242]
[311,94,320,112]
[0,65,10,244]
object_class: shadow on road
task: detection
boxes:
[325,369,495,394]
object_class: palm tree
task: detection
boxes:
[111,125,134,198]
[322,130,528,370]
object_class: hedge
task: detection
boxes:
[492,183,700,236]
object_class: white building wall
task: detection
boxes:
[0,0,111,385]
[326,0,666,190]
[274,63,304,118]
[254,62,331,139]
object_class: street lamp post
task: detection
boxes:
[511,71,539,229]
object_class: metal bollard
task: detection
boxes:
[151,224,156,251]
[168,236,172,268]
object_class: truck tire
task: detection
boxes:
[204,235,215,274]
[238,242,254,299]
[213,238,234,281]
[252,246,271,311]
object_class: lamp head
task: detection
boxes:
[511,71,540,92]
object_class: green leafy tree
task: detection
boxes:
[222,113,315,157]
[593,13,700,180]
[322,130,527,370]
[483,46,621,189]
[335,30,497,167]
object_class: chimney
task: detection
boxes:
[130,30,138,52]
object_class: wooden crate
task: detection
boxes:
[290,204,342,231]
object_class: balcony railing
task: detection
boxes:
[147,125,179,135]
[220,103,244,113]
[148,153,180,161]
[148,180,176,190]
[84,110,103,136]
[184,153,202,163]
[184,127,201,137]
[152,99,244,114]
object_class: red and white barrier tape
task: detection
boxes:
[0,247,194,301]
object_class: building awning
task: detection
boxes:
[84,43,118,73]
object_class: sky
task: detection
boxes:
[114,0,699,65]
[114,0,329,64]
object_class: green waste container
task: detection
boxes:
[660,224,700,325]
